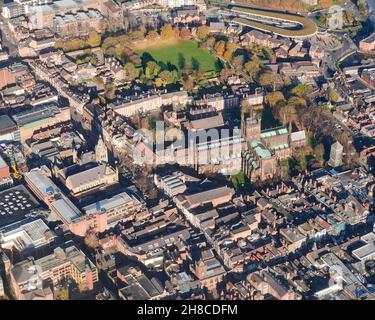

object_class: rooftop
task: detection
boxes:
[53,0,77,9]
[290,130,306,142]
[65,164,116,190]
[250,140,272,159]
[352,242,375,261]
[190,114,225,131]
[183,186,235,208]
[50,198,81,223]
[82,191,140,215]
[0,115,17,133]
[119,274,163,300]
[11,241,95,285]
[24,170,60,198]
[321,252,368,298]
[260,127,288,139]
[12,104,61,127]
[0,185,40,228]
[0,217,53,252]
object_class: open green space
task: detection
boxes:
[136,40,218,72]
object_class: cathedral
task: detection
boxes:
[95,136,109,164]
[241,111,307,182]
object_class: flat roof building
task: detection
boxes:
[24,169,84,226]
[0,217,56,261]
[320,252,369,299]
[11,104,70,142]
[0,115,19,143]
[9,241,98,299]
[0,185,40,228]
[156,174,187,197]
[352,233,375,262]
[176,186,235,210]
[82,190,145,227]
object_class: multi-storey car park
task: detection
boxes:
[229,5,317,38]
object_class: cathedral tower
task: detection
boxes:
[95,136,108,164]
[245,108,261,142]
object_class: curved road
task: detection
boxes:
[230,5,317,38]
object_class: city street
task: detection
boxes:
[0,17,19,57]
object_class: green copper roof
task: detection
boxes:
[250,140,272,159]
[260,127,288,139]
[23,117,52,129]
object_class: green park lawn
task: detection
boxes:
[136,40,218,72]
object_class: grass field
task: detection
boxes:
[136,40,218,72]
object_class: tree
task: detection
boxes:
[54,39,64,49]
[129,30,145,41]
[223,50,233,61]
[181,74,194,91]
[158,70,176,86]
[244,57,262,81]
[84,230,99,250]
[284,75,292,87]
[215,58,224,73]
[141,52,155,68]
[60,38,86,51]
[160,24,175,39]
[196,25,210,40]
[124,62,139,80]
[220,67,234,82]
[328,88,340,103]
[267,91,285,108]
[214,40,226,56]
[257,70,272,87]
[292,83,310,98]
[191,57,201,73]
[178,53,186,70]
[145,61,161,79]
[226,42,238,53]
[93,76,104,89]
[174,27,180,39]
[232,55,245,71]
[105,81,116,100]
[314,143,325,160]
[205,36,216,48]
[257,69,283,90]
[128,52,141,65]
[180,27,191,40]
[57,288,69,300]
[288,96,307,108]
[146,30,159,40]
[87,31,101,47]
[155,77,164,87]
[298,155,308,172]
[223,42,238,61]
[89,54,98,65]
